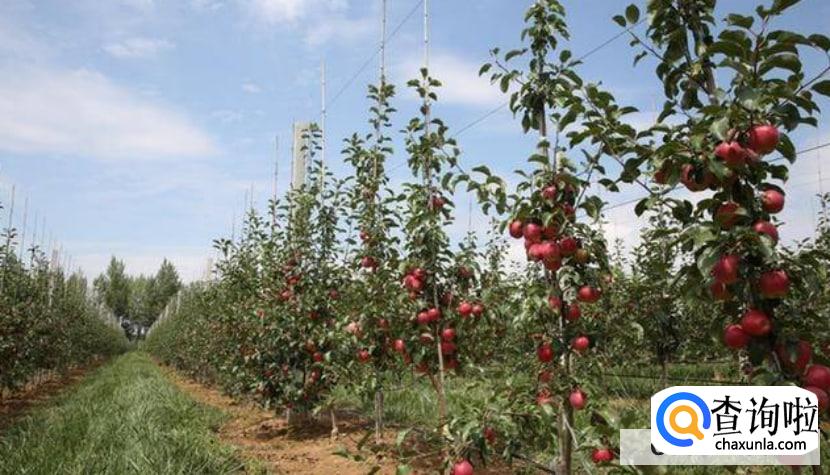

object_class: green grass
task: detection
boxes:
[0,352,250,475]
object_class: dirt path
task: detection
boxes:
[158,364,411,474]
[0,359,104,433]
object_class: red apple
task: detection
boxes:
[680,164,711,192]
[542,224,557,239]
[542,185,558,201]
[483,426,497,444]
[548,296,562,312]
[361,256,377,269]
[566,304,581,322]
[559,236,578,256]
[654,167,668,185]
[574,248,590,264]
[753,220,779,244]
[528,243,547,262]
[393,339,406,353]
[537,343,554,363]
[776,340,812,374]
[538,369,553,383]
[804,364,830,390]
[540,241,561,261]
[440,341,457,355]
[431,195,446,210]
[571,335,590,353]
[715,201,741,228]
[759,269,790,299]
[451,460,474,475]
[536,389,553,406]
[712,254,740,285]
[426,307,441,322]
[416,311,431,325]
[458,301,473,318]
[748,124,780,155]
[508,220,524,239]
[441,328,457,342]
[471,303,484,317]
[312,351,324,362]
[357,349,371,363]
[723,324,749,349]
[591,448,614,464]
[577,285,601,303]
[413,267,427,280]
[714,141,747,168]
[524,222,543,243]
[544,258,561,271]
[740,309,772,337]
[761,189,785,214]
[805,386,829,411]
[569,388,587,410]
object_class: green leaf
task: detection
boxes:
[812,80,830,98]
[505,49,525,62]
[710,116,730,141]
[770,0,802,15]
[478,64,492,76]
[696,246,719,277]
[759,53,801,75]
[395,429,411,447]
[707,40,744,58]
[726,14,754,29]
[737,87,761,110]
[612,15,626,27]
[777,134,796,163]
[396,465,413,475]
[625,4,640,24]
[808,34,830,51]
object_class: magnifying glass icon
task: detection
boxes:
[669,405,704,440]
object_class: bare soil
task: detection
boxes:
[159,364,516,474]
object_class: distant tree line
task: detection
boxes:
[93,257,182,326]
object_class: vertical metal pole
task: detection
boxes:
[18,197,28,261]
[320,61,327,191]
[380,0,387,80]
[0,185,15,293]
[278,135,280,226]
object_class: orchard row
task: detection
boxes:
[146,1,830,473]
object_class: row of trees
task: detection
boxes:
[0,208,129,394]
[146,0,830,473]
[93,257,182,326]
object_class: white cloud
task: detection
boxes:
[245,0,347,24]
[242,81,262,93]
[0,67,217,161]
[104,37,174,59]
[397,52,504,108]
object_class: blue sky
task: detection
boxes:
[0,0,828,281]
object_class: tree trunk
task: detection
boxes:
[330,408,339,440]
[374,388,384,444]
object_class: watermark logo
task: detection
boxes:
[655,391,711,447]
[651,386,820,456]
